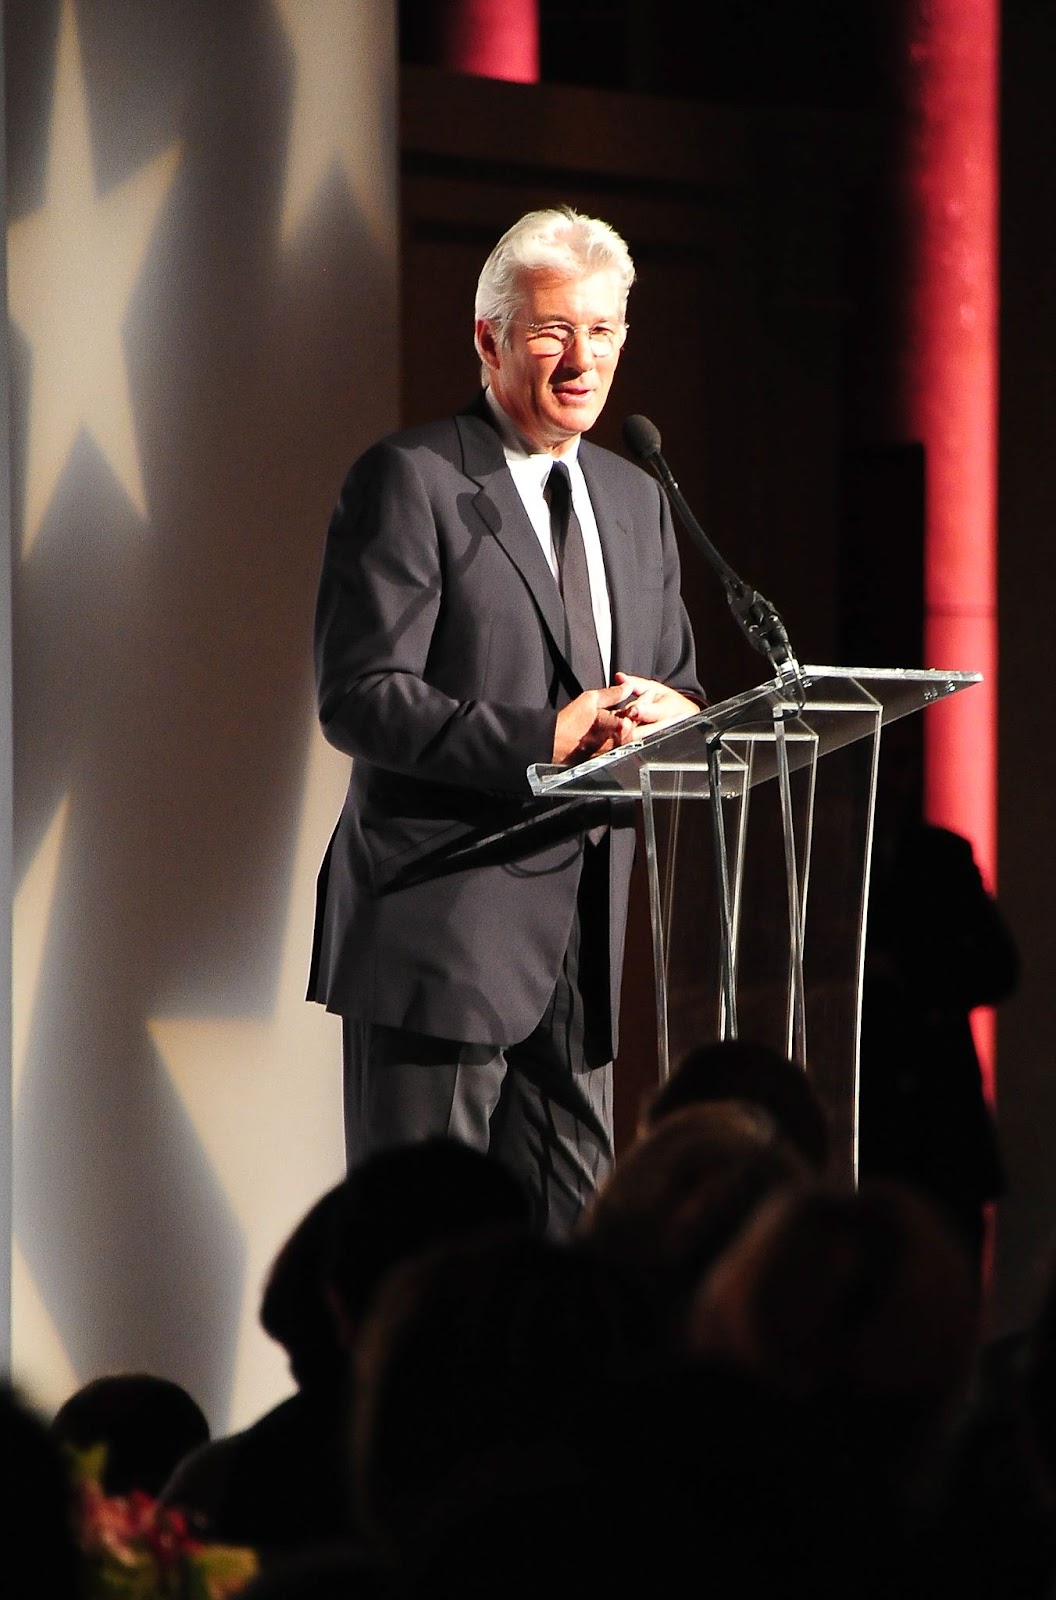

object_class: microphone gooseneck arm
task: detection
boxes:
[622,414,803,692]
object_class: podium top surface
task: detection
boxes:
[527,663,981,798]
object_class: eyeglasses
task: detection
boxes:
[520,320,626,359]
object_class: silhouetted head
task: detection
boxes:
[689,1177,979,1490]
[51,1372,209,1497]
[640,1037,830,1172]
[352,1228,653,1568]
[325,1137,534,1339]
[577,1100,808,1343]
[259,1180,349,1388]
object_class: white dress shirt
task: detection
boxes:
[484,389,613,682]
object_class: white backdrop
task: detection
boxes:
[5,0,398,1433]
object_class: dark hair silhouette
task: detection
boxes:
[690,1177,979,1492]
[259,1181,349,1388]
[641,1037,830,1172]
[351,1227,653,1569]
[325,1135,534,1333]
[51,1372,209,1497]
[578,1100,807,1342]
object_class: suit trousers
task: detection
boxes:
[341,836,615,1239]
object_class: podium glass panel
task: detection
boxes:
[527,666,981,1185]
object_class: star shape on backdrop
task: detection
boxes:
[7,0,182,556]
[11,1243,79,1414]
[274,0,395,245]
[147,727,348,1429]
[11,795,78,1405]
[13,796,70,1109]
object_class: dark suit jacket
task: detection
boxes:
[307,397,703,1048]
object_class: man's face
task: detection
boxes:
[477,267,627,454]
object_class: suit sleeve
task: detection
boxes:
[314,440,557,795]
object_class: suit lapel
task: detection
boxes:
[454,405,647,689]
[579,443,642,677]
[455,405,570,659]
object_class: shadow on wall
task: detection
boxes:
[8,0,393,1424]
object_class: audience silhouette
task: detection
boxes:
[639,1035,831,1172]
[2,1383,82,1600]
[576,1099,808,1346]
[160,1179,356,1559]
[161,1137,533,1571]
[350,1226,654,1587]
[23,1040,1056,1600]
[51,1372,209,1499]
[688,1177,980,1497]
[858,747,1019,1268]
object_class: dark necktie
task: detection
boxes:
[547,461,606,691]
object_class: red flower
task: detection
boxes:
[69,1447,257,1599]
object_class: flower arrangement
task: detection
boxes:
[70,1445,258,1600]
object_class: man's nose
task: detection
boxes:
[563,328,595,368]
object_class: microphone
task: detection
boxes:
[622,413,663,464]
[622,414,802,689]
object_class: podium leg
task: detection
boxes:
[707,738,739,1042]
[640,768,671,1083]
[774,716,811,1066]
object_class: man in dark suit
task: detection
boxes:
[308,207,704,1235]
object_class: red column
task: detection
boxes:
[888,0,1001,1080]
[434,0,539,82]
[892,0,1000,877]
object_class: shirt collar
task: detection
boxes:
[483,388,582,485]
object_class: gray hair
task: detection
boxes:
[473,206,635,376]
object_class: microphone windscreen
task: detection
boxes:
[622,414,662,461]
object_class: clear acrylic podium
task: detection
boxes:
[527,665,981,1183]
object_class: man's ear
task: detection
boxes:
[475,317,500,371]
